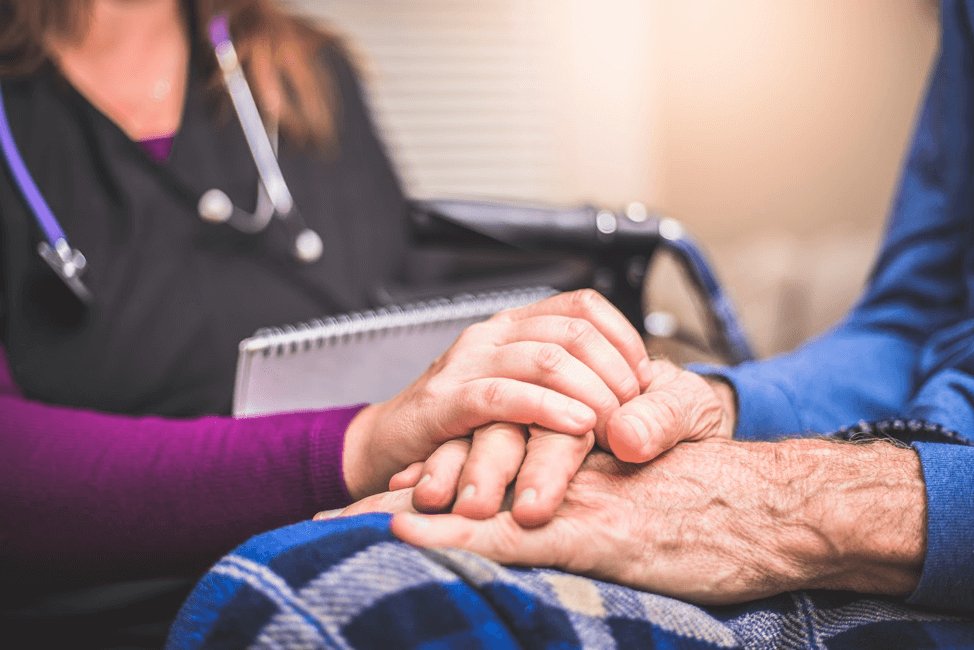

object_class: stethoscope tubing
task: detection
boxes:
[0,83,67,250]
[208,15,295,220]
[0,13,325,306]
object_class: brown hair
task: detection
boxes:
[0,0,340,146]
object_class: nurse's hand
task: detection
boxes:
[341,290,651,499]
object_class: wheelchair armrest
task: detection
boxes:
[407,197,661,254]
[404,198,753,364]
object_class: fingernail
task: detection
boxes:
[418,474,432,486]
[622,415,650,450]
[516,488,537,507]
[313,508,344,521]
[459,484,476,501]
[400,513,430,528]
[637,358,653,386]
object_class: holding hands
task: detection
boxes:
[326,290,924,607]
[337,289,738,527]
[341,289,652,500]
[382,358,736,527]
[334,439,925,605]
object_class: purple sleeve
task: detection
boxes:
[0,355,363,585]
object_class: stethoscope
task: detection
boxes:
[0,14,324,306]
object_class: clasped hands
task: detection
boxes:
[333,290,923,604]
[340,289,733,519]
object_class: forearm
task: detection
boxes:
[768,438,925,596]
[0,395,360,586]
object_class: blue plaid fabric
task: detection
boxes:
[167,511,974,649]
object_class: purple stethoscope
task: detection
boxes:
[0,15,324,305]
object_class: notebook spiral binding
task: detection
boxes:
[244,286,558,358]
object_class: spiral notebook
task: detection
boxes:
[232,286,557,417]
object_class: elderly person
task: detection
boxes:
[169,1,974,648]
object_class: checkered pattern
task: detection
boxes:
[167,420,974,649]
[167,512,973,649]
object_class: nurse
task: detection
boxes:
[0,0,655,644]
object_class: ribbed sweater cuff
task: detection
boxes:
[306,404,368,511]
[687,362,803,440]
[906,441,974,612]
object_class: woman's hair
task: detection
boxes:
[0,0,340,146]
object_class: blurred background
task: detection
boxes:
[287,0,938,359]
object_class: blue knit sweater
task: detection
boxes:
[701,0,974,612]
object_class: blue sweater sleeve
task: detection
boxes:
[695,14,971,437]
[694,1,974,612]
[907,441,974,611]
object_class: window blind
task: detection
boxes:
[285,0,563,201]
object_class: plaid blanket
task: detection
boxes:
[168,420,974,649]
[167,512,974,649]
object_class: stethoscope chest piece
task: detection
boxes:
[36,239,93,308]
[0,13,324,311]
[34,240,94,318]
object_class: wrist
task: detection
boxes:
[342,403,381,501]
[704,376,737,438]
[770,439,925,595]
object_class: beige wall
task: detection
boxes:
[296,0,939,357]
[647,0,938,355]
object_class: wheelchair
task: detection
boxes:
[4,198,752,647]
[403,197,753,366]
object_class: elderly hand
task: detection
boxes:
[389,358,735,526]
[603,358,736,462]
[341,290,651,499]
[336,439,925,605]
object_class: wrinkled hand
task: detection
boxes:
[342,290,651,499]
[331,441,786,604]
[332,438,924,605]
[389,359,735,526]
[604,359,736,462]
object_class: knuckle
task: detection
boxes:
[533,343,566,373]
[477,379,508,411]
[570,288,605,314]
[489,307,516,324]
[646,395,685,442]
[563,318,595,347]
[423,376,450,402]
[454,322,486,348]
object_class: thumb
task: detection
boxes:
[604,392,686,463]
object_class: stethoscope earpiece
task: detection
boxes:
[198,189,234,223]
[294,229,324,263]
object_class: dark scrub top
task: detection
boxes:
[0,45,408,417]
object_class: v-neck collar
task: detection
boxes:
[43,46,261,219]
[43,57,186,170]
